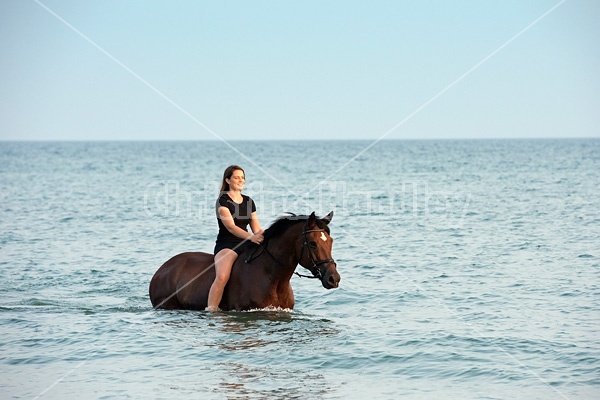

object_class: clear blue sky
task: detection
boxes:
[1,0,598,141]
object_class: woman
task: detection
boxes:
[206,165,264,311]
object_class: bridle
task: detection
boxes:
[245,222,336,280]
[296,227,336,279]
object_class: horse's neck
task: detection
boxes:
[249,224,301,287]
[230,224,301,309]
[270,224,302,269]
[260,226,301,308]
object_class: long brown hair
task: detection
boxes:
[219,165,245,193]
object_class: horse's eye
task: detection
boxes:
[309,241,317,248]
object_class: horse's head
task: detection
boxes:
[298,211,341,289]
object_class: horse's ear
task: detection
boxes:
[307,211,317,225]
[322,211,334,225]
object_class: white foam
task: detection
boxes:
[243,306,294,313]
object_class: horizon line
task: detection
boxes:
[1,136,598,143]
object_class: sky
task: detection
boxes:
[0,0,598,141]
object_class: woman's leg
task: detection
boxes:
[206,249,238,311]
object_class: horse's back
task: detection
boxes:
[149,251,215,309]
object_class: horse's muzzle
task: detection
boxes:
[322,264,341,289]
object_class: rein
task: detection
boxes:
[245,223,335,280]
[245,240,282,266]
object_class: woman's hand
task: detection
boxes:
[249,232,264,244]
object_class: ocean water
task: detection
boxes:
[0,139,599,399]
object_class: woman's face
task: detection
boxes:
[226,169,245,191]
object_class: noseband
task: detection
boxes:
[245,222,336,280]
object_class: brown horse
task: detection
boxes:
[149,211,340,311]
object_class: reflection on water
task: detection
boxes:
[206,310,340,398]
[145,307,342,397]
[216,361,336,399]
[211,310,340,351]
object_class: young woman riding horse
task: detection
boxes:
[206,165,264,311]
[148,211,340,311]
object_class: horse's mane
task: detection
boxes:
[263,212,330,240]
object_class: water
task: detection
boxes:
[1,139,599,399]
